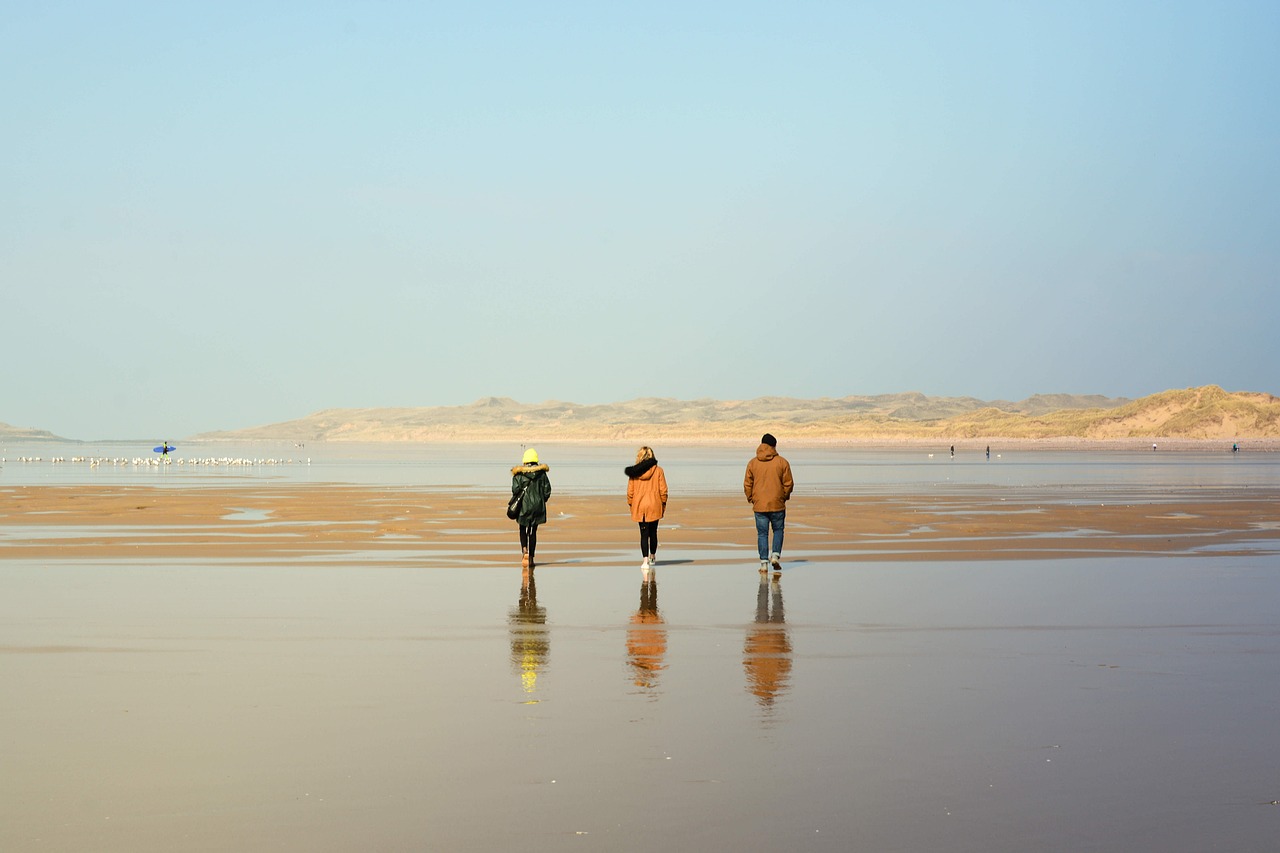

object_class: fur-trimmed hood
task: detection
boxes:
[624,456,658,479]
[511,463,550,476]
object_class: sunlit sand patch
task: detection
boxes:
[438,528,511,536]
[1,484,1278,564]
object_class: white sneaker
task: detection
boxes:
[770,553,782,572]
[641,556,650,570]
[760,560,770,573]
[648,555,657,567]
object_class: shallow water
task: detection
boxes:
[3,555,1280,851]
[2,440,1274,494]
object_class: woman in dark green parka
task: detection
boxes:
[511,447,552,568]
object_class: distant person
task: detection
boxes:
[511,448,552,569]
[950,444,954,458]
[625,446,668,574]
[744,433,794,574]
[1233,442,1239,453]
[1152,443,1158,451]
[986,445,990,460]
[161,441,173,455]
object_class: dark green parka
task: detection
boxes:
[510,463,552,526]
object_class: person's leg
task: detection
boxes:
[754,512,770,562]
[519,525,530,567]
[769,510,786,561]
[638,522,650,558]
[526,524,538,564]
[647,521,659,563]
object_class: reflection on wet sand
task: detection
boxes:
[626,572,668,691]
[744,576,792,712]
[509,567,549,699]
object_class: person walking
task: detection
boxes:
[511,448,552,569]
[744,433,794,574]
[625,446,668,574]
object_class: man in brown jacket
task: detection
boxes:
[744,433,794,574]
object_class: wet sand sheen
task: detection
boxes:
[2,484,1278,563]
[4,484,1280,851]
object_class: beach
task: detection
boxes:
[1,484,1278,565]
[9,0,1279,846]
[3,448,1280,851]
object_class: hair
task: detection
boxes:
[635,446,655,464]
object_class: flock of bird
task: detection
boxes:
[5,456,309,468]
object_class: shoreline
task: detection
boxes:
[8,436,1279,451]
[201,437,1280,449]
[4,483,1278,564]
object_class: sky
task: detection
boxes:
[3,2,1278,440]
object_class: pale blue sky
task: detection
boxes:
[4,2,1277,439]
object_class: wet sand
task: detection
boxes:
[2,484,1278,564]
[3,484,1280,852]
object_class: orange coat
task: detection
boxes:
[627,463,668,522]
[744,444,793,512]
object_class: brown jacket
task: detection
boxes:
[744,444,793,512]
[626,459,668,522]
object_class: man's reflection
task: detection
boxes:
[626,572,668,691]
[509,567,549,699]
[743,575,792,710]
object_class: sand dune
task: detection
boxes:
[7,385,1277,443]
[190,385,1279,443]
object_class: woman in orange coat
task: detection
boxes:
[625,446,668,573]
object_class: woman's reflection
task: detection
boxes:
[743,574,792,711]
[509,567,549,699]
[626,571,668,692]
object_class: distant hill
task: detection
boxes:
[0,421,67,442]
[936,386,1279,440]
[187,386,1279,442]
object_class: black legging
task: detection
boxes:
[638,520,659,557]
[520,524,539,561]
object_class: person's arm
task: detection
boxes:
[658,469,668,508]
[782,460,794,502]
[744,462,755,503]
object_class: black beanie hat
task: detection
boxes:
[761,433,777,447]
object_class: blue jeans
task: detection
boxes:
[754,510,785,560]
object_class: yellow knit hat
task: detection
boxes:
[522,448,539,464]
